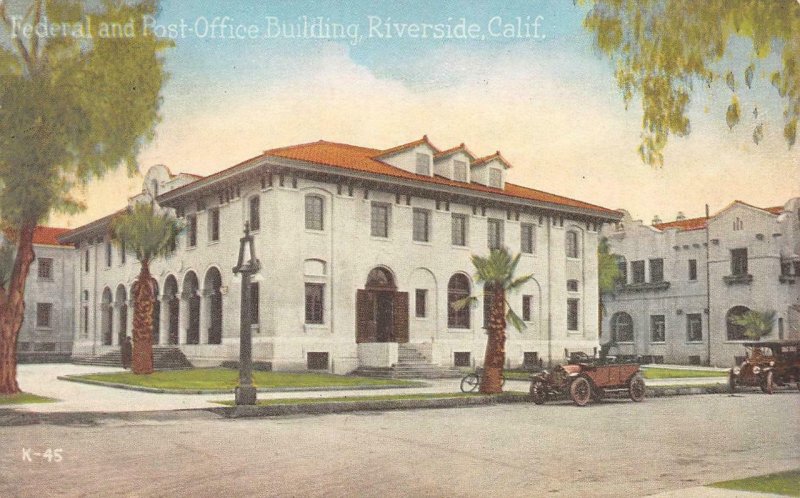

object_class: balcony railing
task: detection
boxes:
[616,281,671,293]
[723,273,753,285]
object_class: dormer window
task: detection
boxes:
[453,160,467,182]
[489,168,502,188]
[415,153,431,175]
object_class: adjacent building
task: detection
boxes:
[601,199,800,366]
[60,137,621,372]
[3,227,75,362]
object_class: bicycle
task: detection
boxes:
[460,368,506,392]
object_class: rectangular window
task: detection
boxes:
[82,306,89,337]
[731,248,748,275]
[453,160,467,182]
[84,249,90,273]
[687,314,703,342]
[249,196,260,231]
[631,260,646,284]
[453,352,471,367]
[36,303,53,328]
[412,208,430,242]
[370,203,390,238]
[567,299,579,331]
[689,259,698,281]
[650,315,666,342]
[415,289,427,318]
[415,153,430,175]
[187,214,197,248]
[105,241,112,268]
[567,280,579,292]
[522,295,533,322]
[37,258,53,280]
[649,258,664,282]
[305,195,324,230]
[489,168,502,188]
[566,231,579,258]
[119,242,126,265]
[305,283,324,324]
[520,223,535,254]
[451,214,468,246]
[487,218,503,250]
[209,208,220,242]
[249,282,259,325]
[616,259,627,285]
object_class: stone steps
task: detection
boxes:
[354,344,463,379]
[72,347,193,370]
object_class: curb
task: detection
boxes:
[224,393,528,418]
[56,375,426,394]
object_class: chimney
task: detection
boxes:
[652,215,662,225]
[676,211,686,220]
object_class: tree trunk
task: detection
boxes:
[480,285,506,394]
[131,261,155,375]
[0,223,37,394]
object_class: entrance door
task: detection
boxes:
[376,291,394,342]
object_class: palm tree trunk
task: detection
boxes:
[0,223,36,394]
[480,286,506,394]
[131,261,155,374]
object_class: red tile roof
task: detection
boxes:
[372,135,440,158]
[653,202,785,232]
[33,226,71,246]
[472,151,513,169]
[434,143,476,161]
[264,140,617,216]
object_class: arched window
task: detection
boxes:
[566,230,580,258]
[611,312,634,342]
[726,306,751,341]
[448,274,471,329]
[305,195,324,230]
[366,267,395,290]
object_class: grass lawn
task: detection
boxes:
[708,469,800,496]
[74,369,424,391]
[0,392,57,405]
[642,368,727,379]
[213,391,528,406]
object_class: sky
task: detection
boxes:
[52,0,799,228]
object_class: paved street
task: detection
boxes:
[2,392,798,497]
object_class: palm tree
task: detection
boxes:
[730,310,776,340]
[110,203,181,374]
[455,247,533,394]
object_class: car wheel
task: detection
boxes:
[460,374,480,393]
[728,373,737,393]
[570,376,591,406]
[760,371,774,395]
[529,381,547,405]
[629,374,646,402]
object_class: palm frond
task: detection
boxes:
[452,295,478,311]
[505,306,526,333]
[110,202,182,264]
[507,273,534,292]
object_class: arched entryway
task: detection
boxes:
[355,267,408,343]
[164,275,179,345]
[183,271,200,345]
[203,267,223,345]
[115,284,128,345]
[101,287,113,346]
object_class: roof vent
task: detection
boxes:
[676,211,686,220]
[652,215,662,225]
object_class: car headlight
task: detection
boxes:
[732,367,740,375]
[752,366,761,374]
[769,361,774,367]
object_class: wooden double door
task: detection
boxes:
[356,289,409,343]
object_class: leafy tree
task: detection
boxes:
[579,0,799,166]
[730,309,776,339]
[110,203,181,374]
[454,248,533,394]
[0,0,170,393]
[597,236,621,337]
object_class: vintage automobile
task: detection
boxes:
[728,340,800,394]
[529,352,645,406]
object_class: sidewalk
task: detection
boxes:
[6,363,727,414]
[648,486,786,497]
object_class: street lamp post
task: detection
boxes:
[233,221,260,405]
